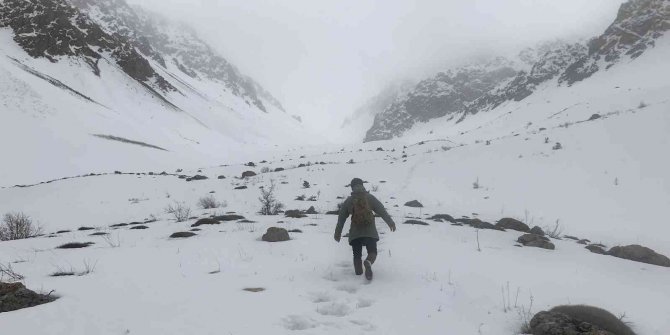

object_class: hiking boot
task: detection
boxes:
[353,258,363,275]
[364,260,373,280]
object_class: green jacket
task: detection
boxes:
[335,187,396,245]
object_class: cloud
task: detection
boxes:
[129,0,624,137]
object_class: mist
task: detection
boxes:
[129,0,624,137]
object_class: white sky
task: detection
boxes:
[129,0,624,134]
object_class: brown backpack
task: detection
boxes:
[351,193,374,225]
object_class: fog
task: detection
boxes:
[129,0,624,136]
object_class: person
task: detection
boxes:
[334,178,397,280]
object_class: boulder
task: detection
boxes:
[530,305,636,335]
[262,227,290,242]
[530,226,545,236]
[495,218,530,232]
[0,282,56,313]
[305,206,318,214]
[234,185,248,190]
[274,167,285,172]
[607,244,670,267]
[186,175,208,181]
[403,220,429,226]
[78,227,95,231]
[170,232,196,238]
[241,171,257,178]
[585,245,606,254]
[191,218,220,227]
[404,200,423,208]
[428,214,455,223]
[517,234,555,250]
[588,113,601,121]
[130,225,149,230]
[217,175,226,179]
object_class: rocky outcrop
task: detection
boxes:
[607,244,670,267]
[262,227,290,242]
[0,282,57,313]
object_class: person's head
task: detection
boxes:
[350,178,365,192]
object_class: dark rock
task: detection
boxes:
[237,219,256,223]
[190,228,201,232]
[428,214,456,223]
[288,229,303,233]
[517,234,555,250]
[78,227,95,231]
[191,218,220,227]
[577,239,590,245]
[89,232,108,236]
[456,218,501,231]
[245,162,256,167]
[234,185,248,190]
[217,175,226,179]
[585,245,607,254]
[403,220,429,226]
[564,235,580,240]
[56,230,71,234]
[495,218,530,232]
[128,221,143,225]
[531,305,637,335]
[109,223,128,228]
[530,226,545,236]
[212,215,245,221]
[305,206,318,214]
[285,210,307,218]
[130,225,148,230]
[404,200,423,208]
[169,232,196,238]
[588,113,602,121]
[186,175,208,181]
[57,242,94,249]
[274,167,285,172]
[0,282,56,313]
[262,227,290,242]
[241,171,256,178]
[607,244,670,267]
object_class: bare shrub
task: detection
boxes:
[543,220,563,239]
[0,212,43,241]
[102,233,121,248]
[260,166,271,173]
[370,184,379,192]
[0,263,24,282]
[258,180,284,215]
[198,195,221,209]
[472,177,480,189]
[165,201,192,222]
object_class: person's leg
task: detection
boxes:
[351,238,364,275]
[363,238,378,280]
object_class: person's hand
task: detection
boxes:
[390,224,396,232]
[334,233,341,242]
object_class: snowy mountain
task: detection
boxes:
[0,0,308,185]
[364,0,669,142]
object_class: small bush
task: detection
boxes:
[543,220,564,239]
[303,180,310,188]
[198,195,222,209]
[260,167,271,173]
[258,180,285,215]
[165,201,192,222]
[0,263,24,282]
[57,242,94,249]
[0,212,43,241]
[370,184,379,192]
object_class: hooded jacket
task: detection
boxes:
[335,184,396,244]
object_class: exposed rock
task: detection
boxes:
[234,186,248,190]
[78,226,95,231]
[274,167,285,172]
[403,220,429,226]
[585,245,607,255]
[517,234,555,250]
[57,242,94,249]
[130,225,148,230]
[404,200,423,208]
[530,305,637,335]
[89,232,108,236]
[262,227,290,242]
[109,223,128,228]
[217,175,226,179]
[212,215,245,221]
[285,210,308,218]
[305,206,318,214]
[241,171,257,178]
[0,282,56,313]
[588,113,602,121]
[169,232,196,238]
[495,218,530,232]
[577,239,590,245]
[428,214,456,223]
[564,235,580,240]
[607,244,670,267]
[456,218,501,231]
[288,229,303,233]
[186,175,208,181]
[56,230,71,234]
[191,218,220,227]
[530,226,545,236]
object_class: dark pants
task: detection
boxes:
[351,237,378,260]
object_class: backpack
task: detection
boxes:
[351,193,374,225]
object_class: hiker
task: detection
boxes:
[334,178,397,280]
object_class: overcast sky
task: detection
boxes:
[130,0,624,135]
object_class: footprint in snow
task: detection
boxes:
[350,319,376,331]
[309,291,334,303]
[336,283,358,294]
[356,297,374,308]
[316,302,352,317]
[282,315,318,331]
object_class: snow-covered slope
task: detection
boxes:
[363,0,669,142]
[0,0,312,185]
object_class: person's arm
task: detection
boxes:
[334,198,351,241]
[369,195,397,231]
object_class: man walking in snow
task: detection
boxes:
[334,178,397,280]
